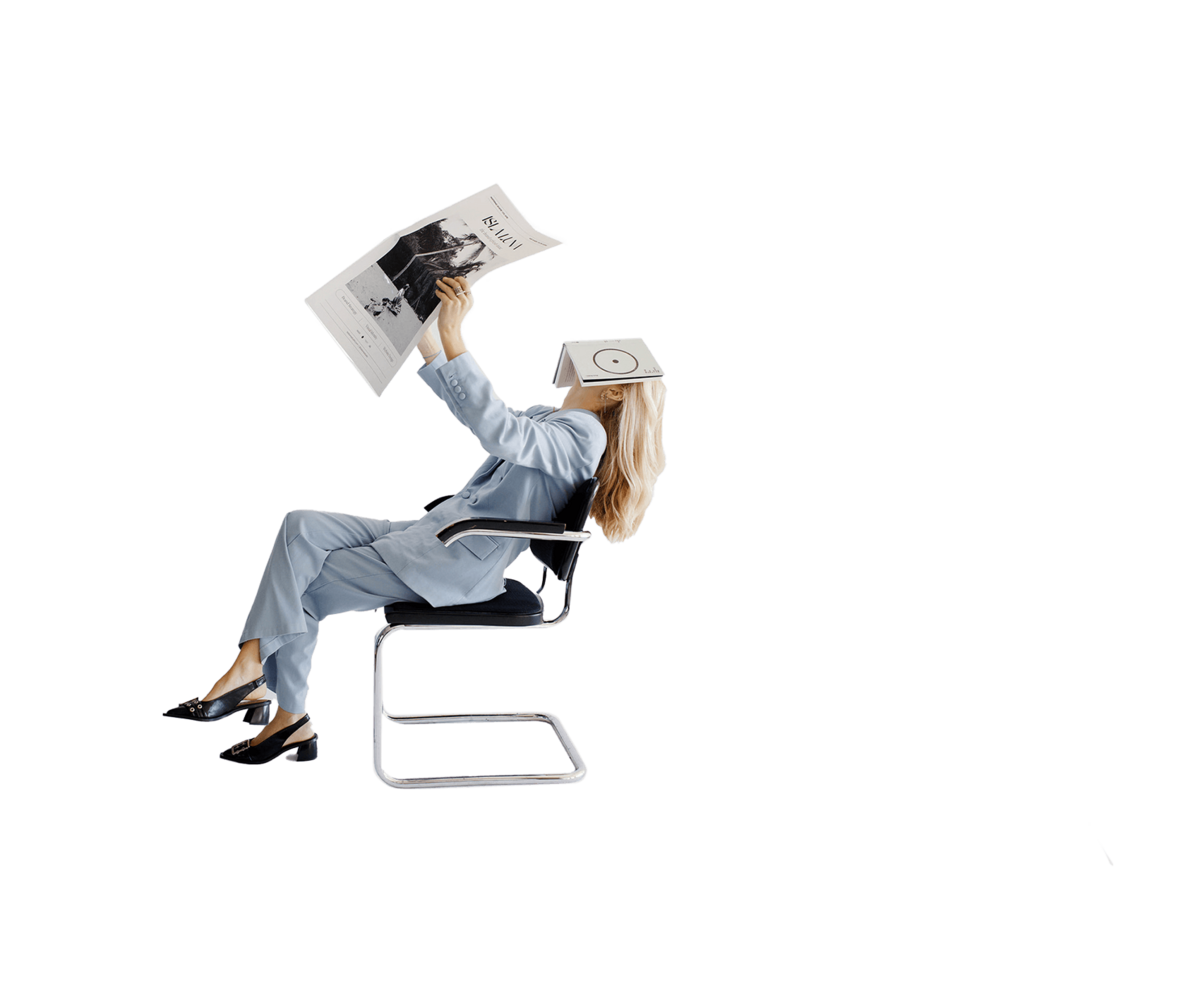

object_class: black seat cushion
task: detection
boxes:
[384,579,543,627]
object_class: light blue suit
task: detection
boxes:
[377,350,608,606]
[238,350,607,712]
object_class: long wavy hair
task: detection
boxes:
[590,379,667,541]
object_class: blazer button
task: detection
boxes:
[456,393,465,401]
[449,378,458,385]
[460,491,471,498]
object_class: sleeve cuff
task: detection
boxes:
[418,349,448,378]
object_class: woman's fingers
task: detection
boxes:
[435,277,472,312]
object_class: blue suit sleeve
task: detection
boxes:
[425,351,607,475]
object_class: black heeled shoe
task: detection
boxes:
[163,675,271,724]
[219,713,318,765]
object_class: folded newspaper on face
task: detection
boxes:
[305,184,560,396]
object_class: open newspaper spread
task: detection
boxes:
[305,184,560,396]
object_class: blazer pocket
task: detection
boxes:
[459,534,500,561]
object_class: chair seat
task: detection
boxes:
[384,579,544,628]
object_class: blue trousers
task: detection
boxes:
[238,510,425,713]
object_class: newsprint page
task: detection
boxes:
[305,185,560,396]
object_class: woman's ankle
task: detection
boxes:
[237,638,262,667]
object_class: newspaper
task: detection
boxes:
[305,184,560,396]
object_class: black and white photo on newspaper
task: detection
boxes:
[305,184,560,396]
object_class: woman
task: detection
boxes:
[164,276,667,764]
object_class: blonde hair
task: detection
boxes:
[590,379,667,541]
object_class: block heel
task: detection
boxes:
[243,703,271,725]
[295,738,318,761]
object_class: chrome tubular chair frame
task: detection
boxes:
[367,480,597,797]
[372,625,587,789]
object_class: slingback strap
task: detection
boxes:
[177,675,267,712]
[280,710,314,739]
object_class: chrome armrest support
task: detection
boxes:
[437,518,591,547]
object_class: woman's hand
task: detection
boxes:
[434,276,473,334]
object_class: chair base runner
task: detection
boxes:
[374,626,586,789]
[375,711,586,789]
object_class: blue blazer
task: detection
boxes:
[372,350,608,607]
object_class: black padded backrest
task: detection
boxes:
[533,478,600,582]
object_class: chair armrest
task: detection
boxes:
[436,518,590,547]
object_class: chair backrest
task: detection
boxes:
[533,477,600,583]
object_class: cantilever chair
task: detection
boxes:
[373,478,600,789]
